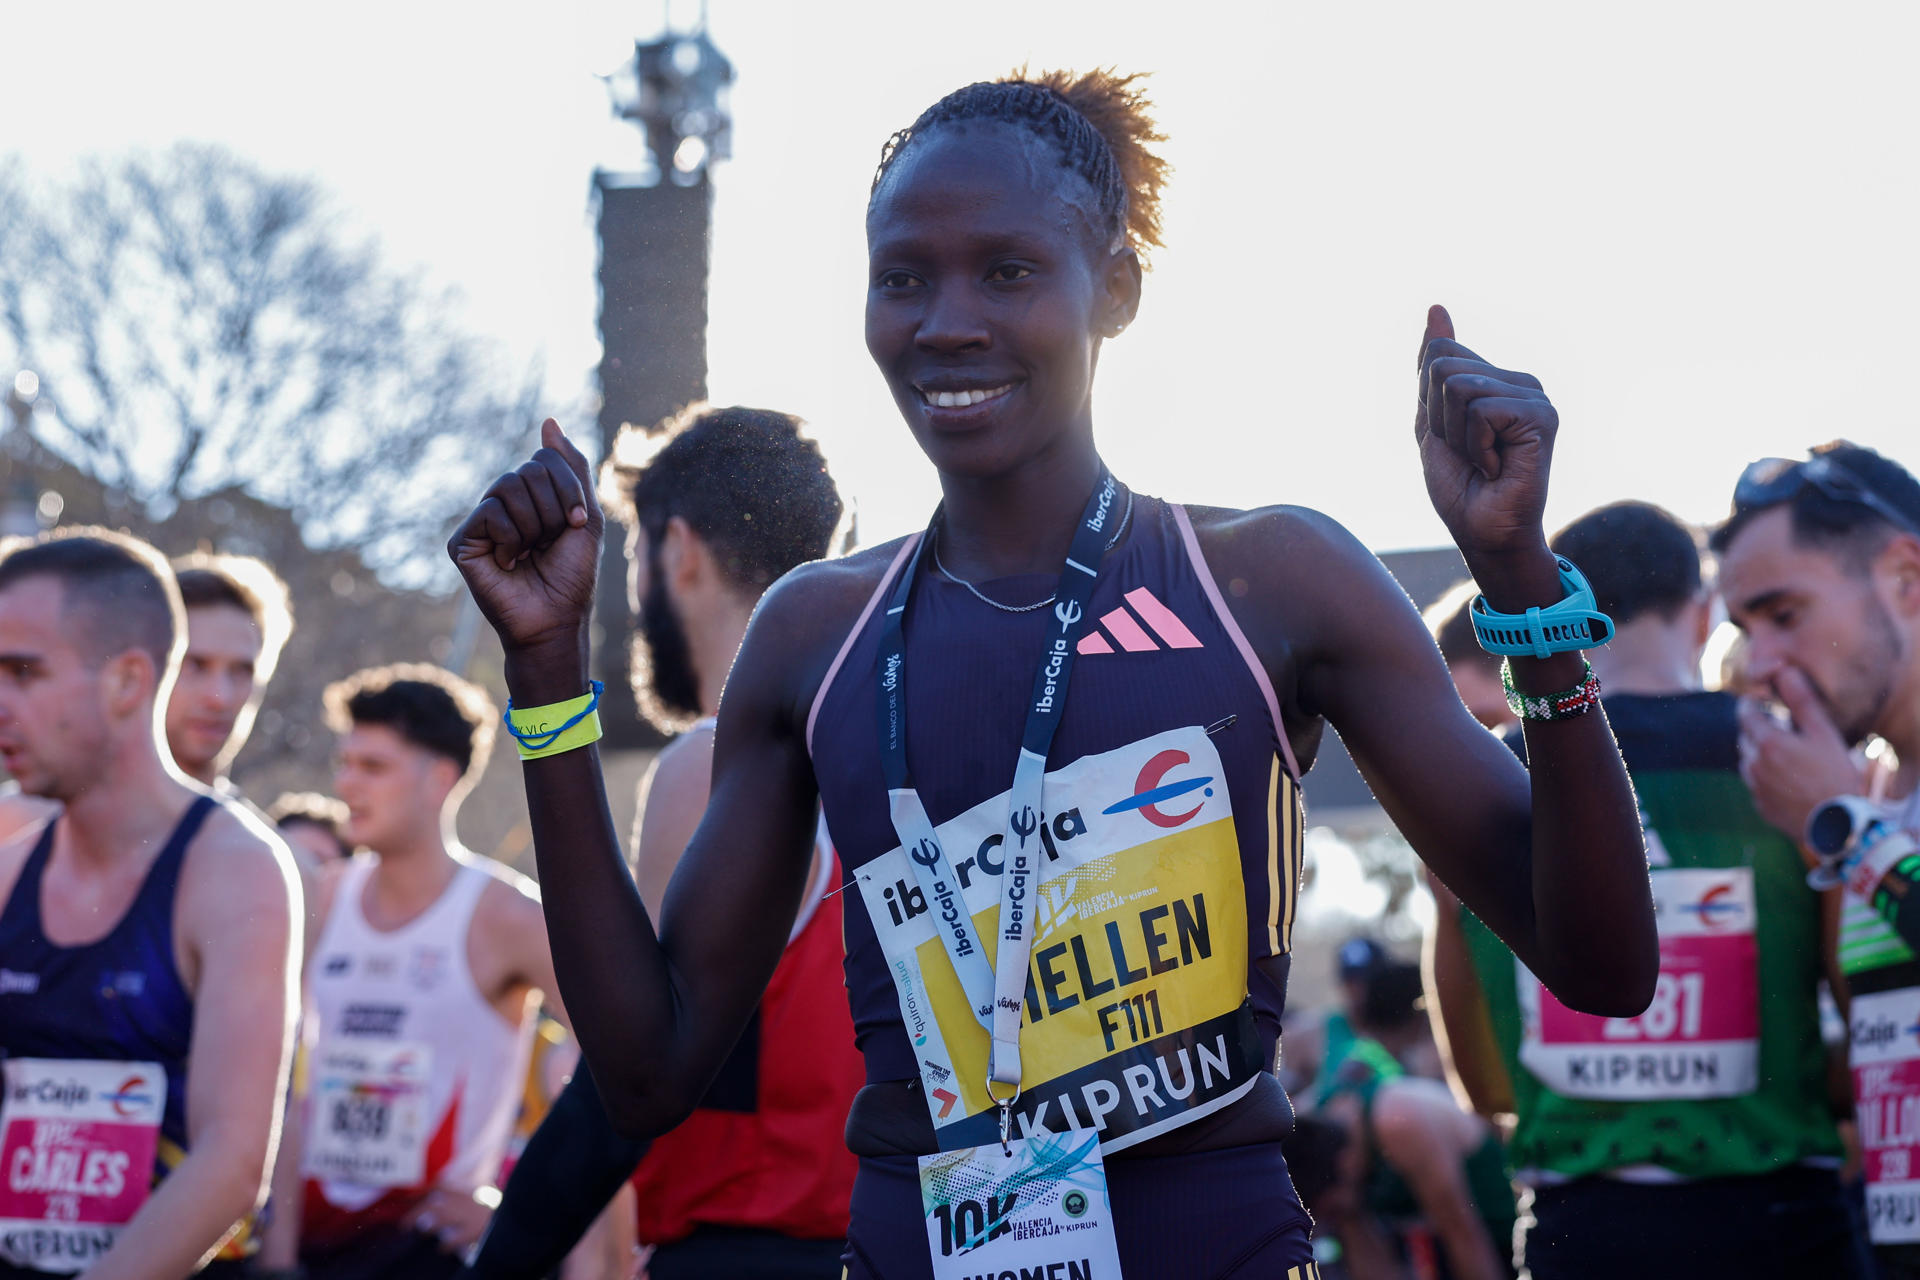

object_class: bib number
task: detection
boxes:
[1852,987,1920,1243]
[303,1041,433,1188]
[1518,866,1759,1100]
[919,1132,1124,1280]
[0,1058,166,1273]
[863,726,1259,1154]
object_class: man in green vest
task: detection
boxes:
[1427,500,1868,1280]
[1714,442,1920,1278]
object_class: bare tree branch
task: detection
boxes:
[0,144,532,583]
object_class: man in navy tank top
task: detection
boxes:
[0,554,293,866]
[464,405,861,1280]
[0,529,302,1279]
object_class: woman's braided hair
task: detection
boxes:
[872,68,1169,265]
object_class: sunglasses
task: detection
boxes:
[1731,455,1919,535]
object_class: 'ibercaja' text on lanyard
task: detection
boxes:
[875,468,1121,1121]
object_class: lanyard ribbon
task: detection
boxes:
[876,468,1121,1096]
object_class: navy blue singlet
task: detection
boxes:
[809,497,1320,1278]
[0,798,214,1237]
[809,497,1305,1102]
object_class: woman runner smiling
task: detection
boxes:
[447,70,1656,1279]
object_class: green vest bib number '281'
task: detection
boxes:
[1463,693,1841,1182]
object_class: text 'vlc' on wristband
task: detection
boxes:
[503,680,604,761]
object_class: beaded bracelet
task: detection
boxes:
[503,680,605,761]
[1501,659,1602,723]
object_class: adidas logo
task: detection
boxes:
[1076,588,1204,655]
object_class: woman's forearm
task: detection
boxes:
[1475,552,1656,1017]
[505,640,687,1128]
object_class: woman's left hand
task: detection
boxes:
[1414,304,1557,566]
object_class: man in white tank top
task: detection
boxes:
[259,664,568,1280]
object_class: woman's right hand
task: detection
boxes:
[448,418,603,654]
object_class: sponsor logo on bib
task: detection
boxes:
[1518,865,1760,1101]
[1104,749,1214,829]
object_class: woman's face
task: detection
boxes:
[865,122,1139,480]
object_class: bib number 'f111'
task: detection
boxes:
[863,725,1260,1154]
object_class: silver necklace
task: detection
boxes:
[932,487,1135,613]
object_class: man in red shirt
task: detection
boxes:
[464,404,858,1280]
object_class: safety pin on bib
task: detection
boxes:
[819,869,872,902]
[985,1077,1022,1156]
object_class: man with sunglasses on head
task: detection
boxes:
[1715,440,1920,1278]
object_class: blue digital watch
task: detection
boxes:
[1469,556,1615,658]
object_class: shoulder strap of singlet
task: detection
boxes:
[0,797,215,938]
[1168,503,1301,782]
[805,534,924,759]
[444,858,494,928]
[320,855,379,945]
[136,794,219,913]
[0,817,60,932]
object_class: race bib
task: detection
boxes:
[302,1041,433,1188]
[1852,987,1920,1243]
[0,1058,166,1273]
[919,1132,1124,1280]
[1518,866,1759,1100]
[859,725,1260,1155]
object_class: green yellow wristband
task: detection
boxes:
[503,681,604,761]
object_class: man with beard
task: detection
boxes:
[462,405,858,1280]
[1717,442,1920,1277]
[1429,501,1861,1280]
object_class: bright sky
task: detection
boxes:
[6,1,1917,555]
